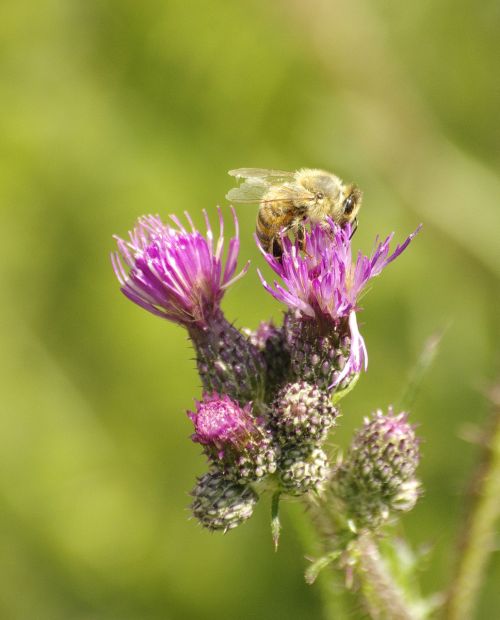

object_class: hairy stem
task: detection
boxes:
[444,386,500,620]
[305,496,416,619]
[355,532,415,620]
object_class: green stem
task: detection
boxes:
[304,497,416,619]
[444,386,500,620]
[271,492,281,551]
[355,532,415,620]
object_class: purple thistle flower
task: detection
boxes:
[258,221,421,385]
[188,393,277,483]
[111,207,249,328]
[189,393,257,455]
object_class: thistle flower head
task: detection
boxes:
[189,393,257,454]
[333,408,421,529]
[188,394,277,483]
[190,471,258,531]
[111,208,249,328]
[278,446,330,496]
[259,221,420,383]
[271,381,339,447]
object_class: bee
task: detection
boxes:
[226,168,362,257]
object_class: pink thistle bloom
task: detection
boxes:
[188,394,277,483]
[258,221,421,384]
[111,208,249,328]
[189,393,257,457]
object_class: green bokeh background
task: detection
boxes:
[1,1,499,618]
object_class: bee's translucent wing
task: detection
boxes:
[226,168,311,204]
[226,180,313,205]
[226,178,270,203]
[228,168,295,181]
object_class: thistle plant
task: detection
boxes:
[114,204,478,618]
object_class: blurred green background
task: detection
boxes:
[1,1,499,618]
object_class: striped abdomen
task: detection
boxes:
[256,201,295,255]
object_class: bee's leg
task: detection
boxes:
[272,237,283,260]
[349,217,359,239]
[297,223,306,252]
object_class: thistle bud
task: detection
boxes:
[244,320,291,402]
[188,394,277,484]
[190,471,258,531]
[332,409,420,529]
[278,446,330,496]
[287,317,358,393]
[271,381,339,448]
[189,311,265,405]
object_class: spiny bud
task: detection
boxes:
[244,320,291,402]
[271,381,339,448]
[332,409,420,530]
[286,316,359,394]
[278,446,329,496]
[189,310,265,405]
[188,393,277,484]
[190,471,259,532]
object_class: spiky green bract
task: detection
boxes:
[189,393,278,484]
[271,381,339,448]
[189,310,265,405]
[190,471,259,532]
[278,446,330,496]
[244,320,291,402]
[332,409,420,530]
[286,315,359,393]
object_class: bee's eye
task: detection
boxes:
[343,195,356,215]
[316,192,324,200]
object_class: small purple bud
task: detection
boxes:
[188,394,277,484]
[332,408,421,530]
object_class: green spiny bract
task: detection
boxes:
[190,470,259,532]
[271,381,339,448]
[286,316,358,394]
[278,445,330,496]
[331,409,420,530]
[244,320,292,403]
[189,310,265,405]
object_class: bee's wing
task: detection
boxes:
[226,168,312,204]
[228,168,295,181]
[226,179,313,205]
[226,178,270,203]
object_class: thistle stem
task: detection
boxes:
[444,386,500,620]
[304,497,416,619]
[355,532,415,620]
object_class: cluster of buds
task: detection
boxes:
[112,206,422,534]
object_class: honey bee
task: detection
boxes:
[226,168,362,257]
